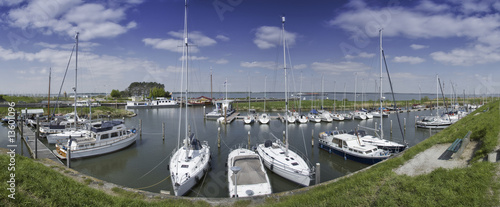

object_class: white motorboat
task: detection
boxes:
[228,147,272,197]
[169,0,211,196]
[318,130,390,164]
[416,115,452,129]
[349,130,406,153]
[205,99,235,119]
[353,110,367,120]
[126,97,178,109]
[257,16,313,187]
[330,113,345,121]
[54,120,137,159]
[318,110,333,122]
[243,114,255,124]
[258,113,270,124]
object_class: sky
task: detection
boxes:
[0,0,499,96]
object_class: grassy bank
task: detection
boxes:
[0,101,499,206]
[0,106,135,118]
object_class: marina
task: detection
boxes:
[1,105,446,197]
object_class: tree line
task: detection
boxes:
[110,82,171,99]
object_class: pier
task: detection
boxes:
[17,120,63,165]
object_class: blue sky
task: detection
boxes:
[0,0,499,95]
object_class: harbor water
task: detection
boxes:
[1,107,441,197]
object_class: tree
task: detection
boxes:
[110,89,121,98]
[148,87,166,99]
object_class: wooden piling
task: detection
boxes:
[248,131,251,149]
[283,131,286,143]
[67,149,71,168]
[224,106,227,124]
[217,127,221,148]
[139,119,142,139]
[390,120,393,134]
[315,163,320,185]
[311,129,314,147]
[162,122,165,141]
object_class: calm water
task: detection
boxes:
[1,107,440,197]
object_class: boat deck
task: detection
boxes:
[232,155,267,185]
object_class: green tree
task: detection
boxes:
[148,87,166,99]
[110,89,121,98]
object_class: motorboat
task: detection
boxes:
[228,147,272,197]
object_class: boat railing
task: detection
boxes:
[71,131,136,151]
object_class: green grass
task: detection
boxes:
[0,155,210,207]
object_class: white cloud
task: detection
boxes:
[393,56,425,64]
[410,44,429,50]
[216,34,230,41]
[330,1,500,66]
[211,58,228,64]
[345,52,375,59]
[240,61,275,70]
[4,0,140,41]
[253,26,298,49]
[179,55,208,61]
[293,64,307,70]
[143,31,216,53]
[311,61,370,75]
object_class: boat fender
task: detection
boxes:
[131,129,136,133]
[270,164,274,170]
[195,176,200,183]
[329,149,331,154]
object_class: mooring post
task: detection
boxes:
[315,163,320,185]
[283,130,286,143]
[390,120,393,134]
[217,127,221,148]
[224,106,227,124]
[162,122,165,141]
[311,129,314,147]
[139,119,142,139]
[203,106,206,118]
[429,127,431,136]
[35,115,39,159]
[404,118,406,131]
[247,131,251,149]
[188,124,191,135]
[67,149,71,168]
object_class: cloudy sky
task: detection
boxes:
[0,0,499,95]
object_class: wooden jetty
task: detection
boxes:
[17,121,63,165]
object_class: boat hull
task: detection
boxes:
[55,133,137,159]
[318,140,388,165]
[257,148,311,186]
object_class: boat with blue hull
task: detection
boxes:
[318,131,390,165]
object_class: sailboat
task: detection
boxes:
[257,16,313,187]
[296,73,309,124]
[330,81,344,121]
[416,75,452,129]
[357,29,406,153]
[318,76,333,122]
[258,76,270,124]
[169,0,211,196]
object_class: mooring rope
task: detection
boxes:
[135,175,171,190]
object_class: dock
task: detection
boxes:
[17,121,63,165]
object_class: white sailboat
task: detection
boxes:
[258,76,270,124]
[257,16,313,187]
[169,0,211,196]
[318,76,333,123]
[358,29,406,153]
[330,81,345,121]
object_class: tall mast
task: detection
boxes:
[436,74,439,115]
[210,67,213,100]
[48,67,51,118]
[264,76,267,113]
[74,32,79,127]
[379,29,384,139]
[183,0,189,152]
[321,75,324,109]
[282,16,289,157]
[354,73,357,110]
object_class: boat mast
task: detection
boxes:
[379,29,384,139]
[299,72,302,114]
[436,74,439,115]
[264,75,267,113]
[74,32,79,128]
[333,81,336,113]
[354,73,357,111]
[48,67,51,119]
[183,0,189,153]
[282,16,289,156]
[210,67,213,101]
[321,75,324,110]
